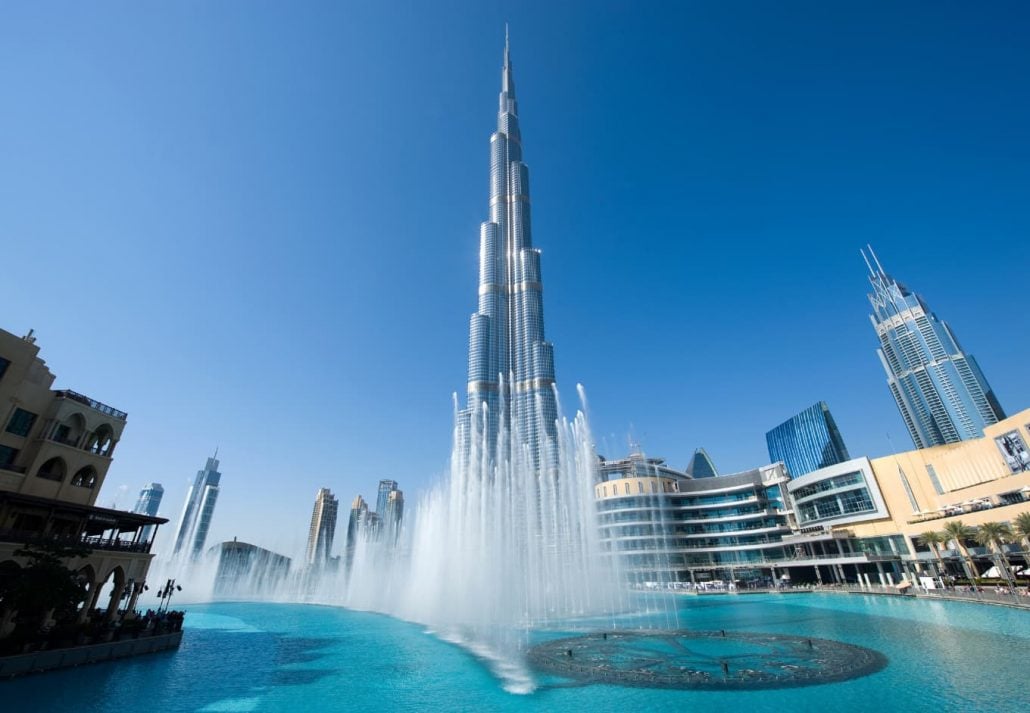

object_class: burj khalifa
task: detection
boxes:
[459,33,559,473]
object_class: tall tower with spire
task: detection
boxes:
[863,245,1005,449]
[459,32,559,473]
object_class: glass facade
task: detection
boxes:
[133,482,164,542]
[766,401,850,478]
[863,246,1004,449]
[790,468,879,526]
[458,37,559,473]
[171,455,222,560]
[596,467,794,582]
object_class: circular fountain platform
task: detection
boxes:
[528,630,887,690]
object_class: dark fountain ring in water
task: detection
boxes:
[528,630,887,690]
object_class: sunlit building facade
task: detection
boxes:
[458,34,558,473]
[306,488,339,567]
[766,401,850,477]
[864,246,1004,449]
[171,454,221,560]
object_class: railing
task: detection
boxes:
[54,390,128,421]
[0,529,150,554]
[813,583,1030,608]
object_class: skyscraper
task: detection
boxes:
[459,33,559,473]
[863,246,1005,449]
[376,479,398,517]
[171,454,221,559]
[766,402,851,477]
[383,489,404,543]
[133,482,164,543]
[306,487,339,567]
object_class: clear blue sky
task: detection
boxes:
[2,2,1028,557]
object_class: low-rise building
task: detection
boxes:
[0,327,165,628]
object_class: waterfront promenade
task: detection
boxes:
[659,583,1030,610]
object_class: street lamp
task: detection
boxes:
[156,578,182,612]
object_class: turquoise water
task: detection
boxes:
[4,593,1029,712]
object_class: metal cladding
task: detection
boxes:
[460,36,558,473]
[863,245,1005,449]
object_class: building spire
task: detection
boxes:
[501,25,515,104]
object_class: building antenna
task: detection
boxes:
[860,248,876,277]
[867,244,886,276]
[213,445,219,460]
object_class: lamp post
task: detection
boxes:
[156,578,182,612]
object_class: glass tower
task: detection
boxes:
[171,454,221,560]
[376,479,398,516]
[133,482,164,542]
[863,246,1005,449]
[459,32,559,473]
[766,402,851,478]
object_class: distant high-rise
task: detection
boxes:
[376,479,398,517]
[684,449,718,479]
[346,495,368,545]
[171,454,221,559]
[863,246,1005,449]
[458,33,559,473]
[383,489,404,543]
[766,402,851,477]
[133,482,164,542]
[306,488,339,567]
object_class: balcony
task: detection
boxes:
[0,529,152,554]
[53,390,127,422]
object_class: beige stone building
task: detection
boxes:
[0,327,165,625]
[784,409,1030,583]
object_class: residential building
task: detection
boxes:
[305,487,338,567]
[171,454,221,560]
[383,489,404,543]
[863,246,1005,449]
[376,479,398,518]
[458,33,558,473]
[133,482,164,543]
[0,326,165,623]
[766,401,851,477]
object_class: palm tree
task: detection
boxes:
[917,530,947,583]
[974,521,1014,587]
[942,520,977,582]
[1012,511,1030,580]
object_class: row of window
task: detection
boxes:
[796,488,876,524]
[791,471,864,501]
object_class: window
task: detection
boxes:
[637,481,644,494]
[0,445,18,468]
[71,466,98,488]
[925,464,944,495]
[0,356,10,382]
[624,483,630,495]
[5,408,37,437]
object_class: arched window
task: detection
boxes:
[53,413,87,447]
[36,457,67,482]
[88,424,116,456]
[71,465,98,488]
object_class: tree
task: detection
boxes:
[1013,512,1030,569]
[917,530,947,582]
[0,541,91,635]
[942,520,977,581]
[974,522,1014,587]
